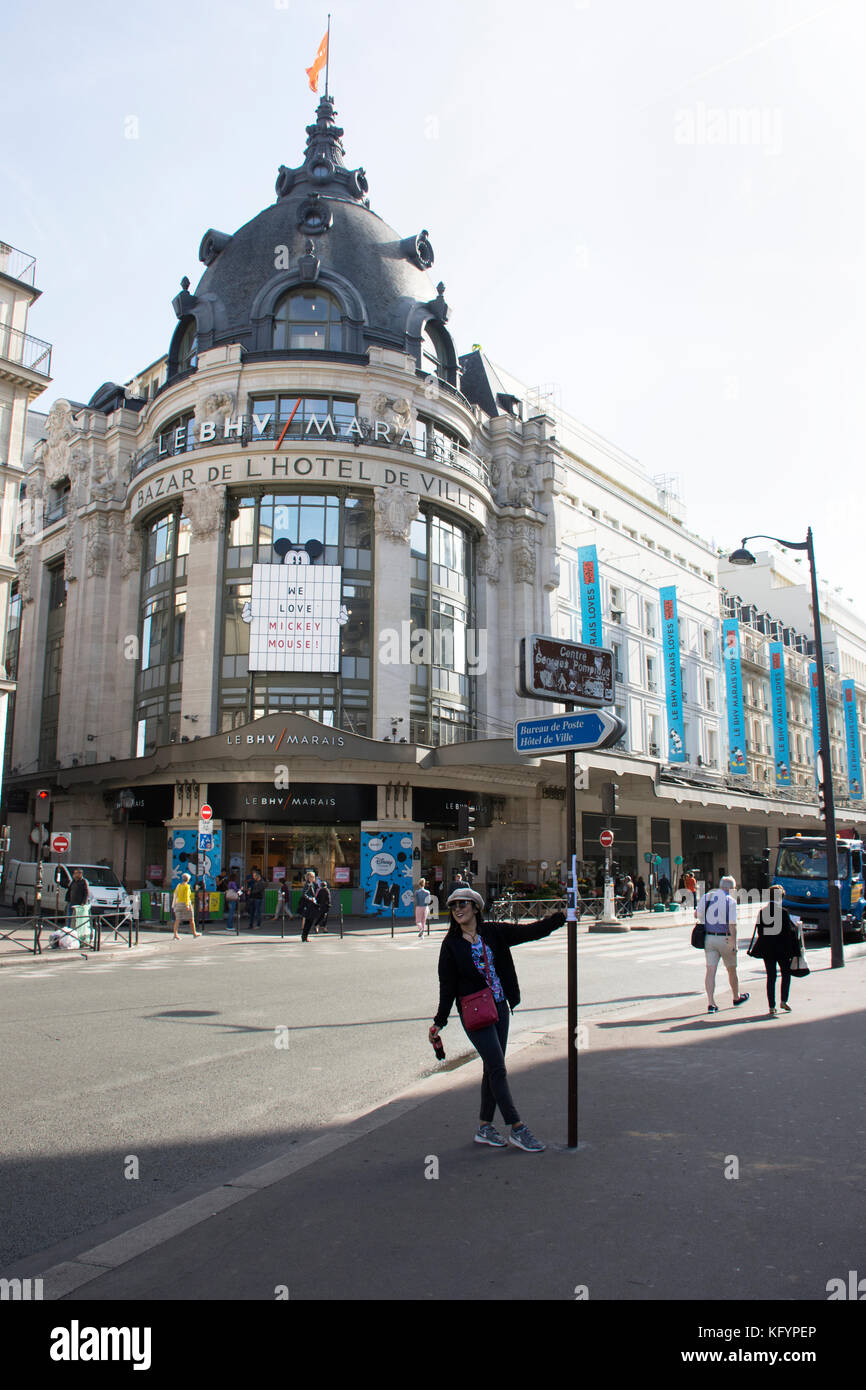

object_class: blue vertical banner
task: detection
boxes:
[722,620,748,775]
[768,643,792,786]
[577,545,602,647]
[660,586,686,762]
[842,680,863,800]
[809,663,822,787]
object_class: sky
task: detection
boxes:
[3,0,864,605]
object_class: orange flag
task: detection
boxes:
[306,32,329,93]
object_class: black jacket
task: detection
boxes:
[434,912,566,1029]
[753,903,799,959]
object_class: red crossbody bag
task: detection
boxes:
[460,939,499,1031]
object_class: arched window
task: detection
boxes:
[272,290,343,351]
[421,321,449,381]
[176,319,198,374]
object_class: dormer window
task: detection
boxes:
[421,321,449,382]
[273,289,343,351]
[176,319,198,374]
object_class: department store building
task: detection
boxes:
[7,96,861,911]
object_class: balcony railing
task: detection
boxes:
[0,322,52,378]
[131,421,491,489]
[0,243,37,286]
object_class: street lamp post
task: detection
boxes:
[728,528,844,968]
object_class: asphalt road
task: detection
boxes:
[2,923,860,1272]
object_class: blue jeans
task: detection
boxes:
[461,999,520,1127]
[226,899,238,932]
[248,898,263,929]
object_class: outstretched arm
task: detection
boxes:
[498,911,566,946]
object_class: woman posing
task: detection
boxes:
[429,888,565,1152]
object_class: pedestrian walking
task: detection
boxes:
[171,873,199,939]
[415,878,432,936]
[683,869,697,912]
[620,875,635,919]
[65,867,89,929]
[428,887,566,1152]
[748,884,799,1017]
[247,868,265,930]
[224,876,241,934]
[658,873,671,905]
[272,879,291,923]
[449,870,466,896]
[634,876,647,909]
[696,874,748,1014]
[299,872,320,941]
[314,879,331,933]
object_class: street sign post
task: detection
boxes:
[514,710,626,755]
[518,635,614,707]
[437,837,474,852]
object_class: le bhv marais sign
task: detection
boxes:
[131,410,486,522]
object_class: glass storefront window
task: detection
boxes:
[135,510,188,756]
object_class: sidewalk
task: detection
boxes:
[0,905,690,966]
[29,937,865,1302]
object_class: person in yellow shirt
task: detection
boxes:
[171,873,199,939]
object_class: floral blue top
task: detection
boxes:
[470,937,505,1002]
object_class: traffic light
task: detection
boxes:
[458,804,477,837]
[34,789,51,824]
[601,782,619,817]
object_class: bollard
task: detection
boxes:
[339,901,344,939]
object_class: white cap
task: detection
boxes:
[446,888,484,910]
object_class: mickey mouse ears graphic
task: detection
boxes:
[273,539,324,563]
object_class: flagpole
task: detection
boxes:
[325,13,331,98]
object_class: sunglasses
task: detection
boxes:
[451,900,475,908]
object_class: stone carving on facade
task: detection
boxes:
[64,522,80,582]
[185,483,225,540]
[43,400,76,484]
[199,391,236,429]
[511,522,537,585]
[17,549,32,605]
[506,457,536,508]
[119,519,143,579]
[89,453,115,503]
[373,483,419,542]
[373,393,413,444]
[477,520,502,584]
[85,514,111,578]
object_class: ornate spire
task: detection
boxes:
[275,93,369,205]
[303,94,346,172]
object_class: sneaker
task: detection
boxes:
[707,1004,719,1014]
[781,1002,792,1012]
[733,993,750,1006]
[475,1124,507,1148]
[509,1124,545,1153]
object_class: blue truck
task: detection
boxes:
[771,834,865,940]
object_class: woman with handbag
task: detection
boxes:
[428,888,566,1152]
[749,884,803,1016]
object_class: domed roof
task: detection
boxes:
[173,95,452,369]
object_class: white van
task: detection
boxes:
[3,860,132,917]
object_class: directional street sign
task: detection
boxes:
[437,837,474,852]
[518,635,614,707]
[514,710,627,755]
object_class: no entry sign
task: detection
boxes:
[199,805,213,822]
[50,832,70,853]
[599,830,614,849]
